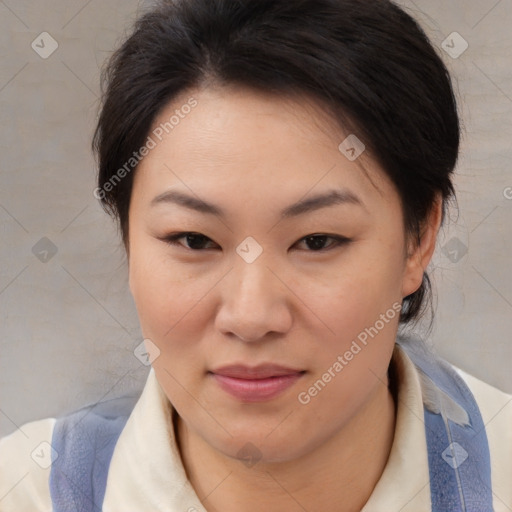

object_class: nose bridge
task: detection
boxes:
[231,254,278,311]
[216,252,292,341]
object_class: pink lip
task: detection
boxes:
[210,364,305,402]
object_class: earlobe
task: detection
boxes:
[401,197,443,298]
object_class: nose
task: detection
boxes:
[215,258,293,342]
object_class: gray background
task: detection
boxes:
[0,0,511,438]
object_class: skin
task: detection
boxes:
[127,85,442,511]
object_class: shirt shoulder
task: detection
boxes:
[0,417,56,512]
[455,367,512,511]
[0,392,140,512]
[455,366,512,415]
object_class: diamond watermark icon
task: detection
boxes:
[32,237,58,263]
[31,32,59,59]
[31,441,58,469]
[338,134,365,161]
[134,338,161,366]
[442,237,468,264]
[442,32,468,59]
[442,442,468,469]
[236,236,263,264]
[237,442,262,468]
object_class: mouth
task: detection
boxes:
[209,364,306,402]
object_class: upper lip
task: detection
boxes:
[210,364,305,379]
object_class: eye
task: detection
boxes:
[161,232,218,250]
[160,232,351,252]
[293,234,351,252]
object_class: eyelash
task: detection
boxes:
[160,232,351,252]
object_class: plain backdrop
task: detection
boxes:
[1,0,511,437]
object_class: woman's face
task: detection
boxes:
[128,86,430,462]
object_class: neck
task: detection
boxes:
[175,379,396,512]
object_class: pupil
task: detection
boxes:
[307,235,327,250]
[187,234,207,249]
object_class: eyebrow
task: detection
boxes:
[150,189,365,218]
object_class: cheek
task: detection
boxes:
[129,251,169,334]
[305,247,404,339]
[294,274,399,434]
[129,244,203,340]
[295,239,404,391]
[129,249,213,407]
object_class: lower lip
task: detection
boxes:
[211,373,304,402]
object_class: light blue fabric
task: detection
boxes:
[49,395,139,511]
[398,337,494,512]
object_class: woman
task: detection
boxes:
[1,0,510,510]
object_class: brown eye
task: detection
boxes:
[162,232,218,250]
[295,234,351,252]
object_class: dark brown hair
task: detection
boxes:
[92,0,460,324]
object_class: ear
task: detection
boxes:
[401,196,443,298]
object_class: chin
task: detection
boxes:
[207,427,310,466]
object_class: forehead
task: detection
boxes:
[132,86,397,213]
